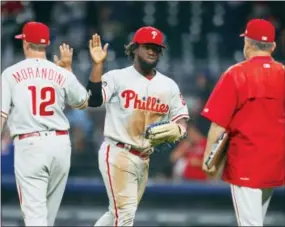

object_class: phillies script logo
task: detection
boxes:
[121,89,169,114]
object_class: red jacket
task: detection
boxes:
[202,56,285,188]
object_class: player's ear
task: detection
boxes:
[244,37,249,47]
[271,42,276,53]
[23,40,28,50]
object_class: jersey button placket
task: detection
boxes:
[142,83,150,148]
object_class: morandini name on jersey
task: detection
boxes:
[121,89,169,114]
[12,67,66,87]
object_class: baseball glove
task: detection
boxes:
[144,121,187,148]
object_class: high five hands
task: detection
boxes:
[54,34,109,70]
[54,43,73,72]
[89,34,109,64]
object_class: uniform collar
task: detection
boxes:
[249,56,273,61]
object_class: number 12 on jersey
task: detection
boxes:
[28,86,56,116]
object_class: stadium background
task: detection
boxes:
[1,1,285,226]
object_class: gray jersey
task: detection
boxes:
[1,58,88,136]
[101,65,189,149]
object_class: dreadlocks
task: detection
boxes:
[124,42,139,60]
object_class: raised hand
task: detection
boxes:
[89,34,109,64]
[54,43,73,71]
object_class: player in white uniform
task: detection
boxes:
[1,21,89,226]
[86,27,190,226]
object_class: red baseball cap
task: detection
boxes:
[132,26,165,48]
[240,18,275,42]
[15,21,50,45]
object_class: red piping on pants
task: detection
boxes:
[232,185,241,226]
[106,145,119,227]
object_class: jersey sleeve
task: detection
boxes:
[64,71,89,108]
[1,72,12,119]
[101,71,116,104]
[169,82,190,122]
[201,71,237,128]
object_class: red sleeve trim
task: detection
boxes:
[1,111,8,118]
[171,114,190,122]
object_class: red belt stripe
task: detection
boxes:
[17,130,68,140]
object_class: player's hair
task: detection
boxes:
[124,42,163,60]
[124,42,139,60]
[246,37,274,51]
[28,43,47,52]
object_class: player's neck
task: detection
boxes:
[25,51,47,59]
[133,63,155,77]
[247,51,271,60]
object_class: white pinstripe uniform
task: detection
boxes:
[94,65,189,226]
[1,58,88,226]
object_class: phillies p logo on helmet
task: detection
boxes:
[151,31,158,39]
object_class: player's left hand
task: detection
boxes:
[145,121,187,147]
[54,43,73,71]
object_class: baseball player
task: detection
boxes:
[1,21,89,226]
[86,26,189,226]
[201,19,285,226]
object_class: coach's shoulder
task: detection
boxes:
[215,62,246,86]
[273,60,285,70]
[224,61,246,75]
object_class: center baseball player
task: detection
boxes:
[1,21,89,226]
[86,27,190,226]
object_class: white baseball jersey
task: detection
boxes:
[1,58,88,137]
[101,65,189,149]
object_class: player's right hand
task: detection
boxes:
[54,43,73,72]
[89,34,109,64]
